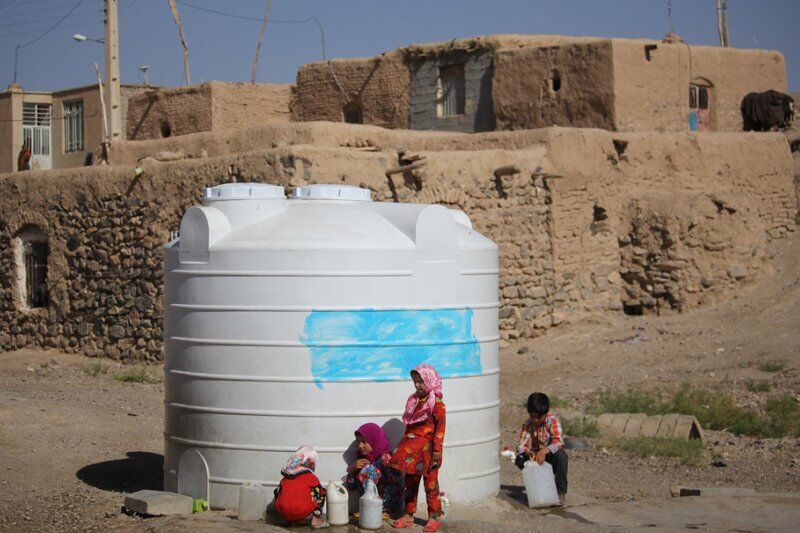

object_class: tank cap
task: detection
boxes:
[292,184,372,202]
[203,182,285,201]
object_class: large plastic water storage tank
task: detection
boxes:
[163,183,499,509]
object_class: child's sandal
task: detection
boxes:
[423,519,441,532]
[391,516,414,529]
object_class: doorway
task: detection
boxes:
[22,103,52,170]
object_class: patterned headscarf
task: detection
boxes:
[355,423,391,462]
[281,445,318,478]
[402,363,443,427]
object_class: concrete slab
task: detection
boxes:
[124,489,194,516]
[570,492,800,531]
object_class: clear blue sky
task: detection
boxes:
[2,0,798,92]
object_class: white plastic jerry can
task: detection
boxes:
[326,481,349,526]
[358,479,383,530]
[522,461,560,508]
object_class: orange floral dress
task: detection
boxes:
[388,398,446,475]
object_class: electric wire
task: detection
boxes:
[16,0,87,49]
[1,20,100,40]
[0,10,101,30]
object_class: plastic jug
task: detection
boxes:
[326,481,349,526]
[522,461,560,508]
[358,479,383,530]
[237,483,267,521]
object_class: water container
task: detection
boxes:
[326,481,349,526]
[237,483,267,521]
[163,183,499,509]
[358,480,383,530]
[522,461,560,508]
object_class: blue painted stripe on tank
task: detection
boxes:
[164,399,500,417]
[164,433,500,452]
[168,334,500,347]
[165,367,500,382]
[301,308,483,384]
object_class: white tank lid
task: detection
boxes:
[203,182,285,201]
[292,184,372,202]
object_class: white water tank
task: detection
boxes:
[163,183,499,509]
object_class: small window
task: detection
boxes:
[550,70,561,93]
[343,102,363,124]
[160,121,172,138]
[689,87,697,109]
[63,100,84,152]
[436,64,465,117]
[14,226,49,309]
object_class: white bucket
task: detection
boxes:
[358,479,383,529]
[522,461,560,508]
[237,483,267,520]
[326,481,349,526]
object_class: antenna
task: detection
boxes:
[138,65,150,86]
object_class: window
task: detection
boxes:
[63,100,84,152]
[343,101,363,124]
[550,70,561,93]
[436,64,465,117]
[14,226,49,309]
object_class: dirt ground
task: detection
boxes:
[0,231,798,532]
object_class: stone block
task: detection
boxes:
[728,264,748,279]
[124,490,193,516]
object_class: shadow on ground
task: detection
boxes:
[77,451,163,492]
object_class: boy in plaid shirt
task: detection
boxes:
[515,392,568,505]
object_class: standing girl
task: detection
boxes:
[389,364,446,532]
[273,446,329,528]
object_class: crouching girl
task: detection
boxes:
[344,422,404,518]
[274,446,329,528]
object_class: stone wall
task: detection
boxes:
[292,51,410,128]
[0,124,794,358]
[408,50,495,132]
[493,41,616,131]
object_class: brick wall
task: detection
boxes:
[408,50,495,133]
[126,84,213,140]
[292,51,410,129]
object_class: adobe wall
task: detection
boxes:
[493,41,615,131]
[292,51,410,128]
[0,124,794,358]
[210,81,291,130]
[612,40,788,132]
[408,50,495,132]
[126,84,214,140]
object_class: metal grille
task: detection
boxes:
[22,103,51,126]
[22,125,50,156]
[438,64,465,117]
[24,241,49,308]
[64,100,84,152]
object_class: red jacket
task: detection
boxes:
[275,471,322,522]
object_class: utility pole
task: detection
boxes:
[104,0,122,142]
[716,0,730,47]
[168,0,191,86]
[251,0,272,84]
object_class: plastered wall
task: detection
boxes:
[493,41,616,131]
[612,40,788,132]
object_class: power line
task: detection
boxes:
[1,20,99,40]
[0,0,24,17]
[0,1,92,18]
[0,10,101,30]
[17,0,86,49]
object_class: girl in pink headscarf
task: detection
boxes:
[388,364,446,532]
[343,422,404,518]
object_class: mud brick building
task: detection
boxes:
[292,34,787,133]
